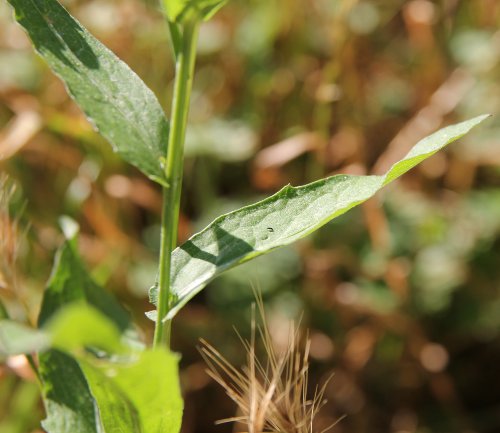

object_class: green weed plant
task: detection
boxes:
[0,0,489,432]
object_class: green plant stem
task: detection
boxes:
[154,19,200,349]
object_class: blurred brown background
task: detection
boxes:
[0,0,499,432]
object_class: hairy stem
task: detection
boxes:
[154,19,200,348]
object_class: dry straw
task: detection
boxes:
[200,294,338,433]
[0,174,21,292]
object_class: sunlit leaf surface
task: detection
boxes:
[7,0,169,185]
[98,350,183,433]
[150,115,490,320]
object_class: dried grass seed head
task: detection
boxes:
[200,299,334,433]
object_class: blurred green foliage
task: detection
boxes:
[0,0,499,432]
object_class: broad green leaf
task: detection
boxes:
[163,0,228,23]
[150,115,490,320]
[114,350,183,433]
[78,361,142,433]
[36,240,181,432]
[38,340,182,433]
[38,239,131,332]
[40,349,139,433]
[7,0,169,185]
[0,304,126,356]
[91,349,183,433]
[39,350,99,433]
[0,320,50,356]
[37,239,145,432]
[44,303,127,354]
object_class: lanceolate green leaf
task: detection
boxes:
[7,0,169,185]
[150,115,490,320]
[38,239,131,331]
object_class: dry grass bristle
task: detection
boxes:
[199,294,337,433]
[0,174,22,292]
